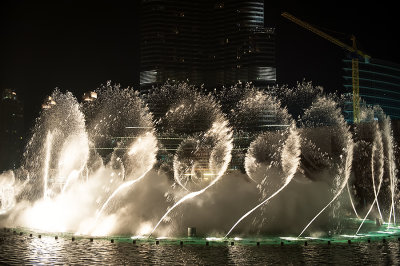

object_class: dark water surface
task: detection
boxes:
[1,231,400,265]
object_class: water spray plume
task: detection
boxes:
[87,167,153,236]
[383,117,397,227]
[0,81,398,240]
[295,95,354,237]
[0,171,16,215]
[85,131,158,235]
[346,182,360,219]
[225,124,300,237]
[43,131,53,199]
[356,125,384,234]
[149,120,233,236]
[370,125,384,221]
[298,136,354,238]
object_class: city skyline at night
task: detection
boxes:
[1,1,399,131]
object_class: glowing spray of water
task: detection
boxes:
[356,127,384,234]
[383,117,397,227]
[346,182,360,219]
[371,126,384,221]
[59,133,90,194]
[87,132,158,235]
[0,172,16,215]
[298,136,353,238]
[3,81,399,239]
[43,131,53,199]
[61,170,82,194]
[88,168,153,235]
[149,121,233,237]
[225,124,300,237]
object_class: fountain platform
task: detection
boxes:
[5,220,400,246]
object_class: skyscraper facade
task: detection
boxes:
[140,0,276,92]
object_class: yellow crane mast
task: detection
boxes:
[281,12,370,123]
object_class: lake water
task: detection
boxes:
[1,230,400,265]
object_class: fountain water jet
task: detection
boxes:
[149,120,233,236]
[43,131,53,199]
[356,124,384,234]
[383,116,397,227]
[298,137,353,237]
[297,96,354,237]
[346,182,360,219]
[225,124,300,237]
[85,132,158,235]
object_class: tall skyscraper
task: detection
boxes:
[0,89,24,171]
[140,0,276,92]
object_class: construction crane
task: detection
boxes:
[281,12,371,123]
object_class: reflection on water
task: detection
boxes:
[1,231,400,265]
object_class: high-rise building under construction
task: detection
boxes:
[343,58,400,122]
[140,0,276,92]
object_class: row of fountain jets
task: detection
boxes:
[0,80,398,238]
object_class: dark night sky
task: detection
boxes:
[1,0,399,133]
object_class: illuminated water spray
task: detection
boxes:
[298,96,354,238]
[43,131,53,199]
[383,117,397,227]
[60,133,90,194]
[356,125,384,234]
[371,125,384,221]
[0,171,16,215]
[225,124,300,237]
[2,81,398,238]
[88,132,158,235]
[346,182,359,219]
[298,137,353,237]
[149,120,233,236]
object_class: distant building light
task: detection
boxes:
[42,96,56,110]
[2,89,18,101]
[83,91,98,102]
[214,2,224,9]
[140,70,158,85]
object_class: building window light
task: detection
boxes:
[214,2,224,9]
